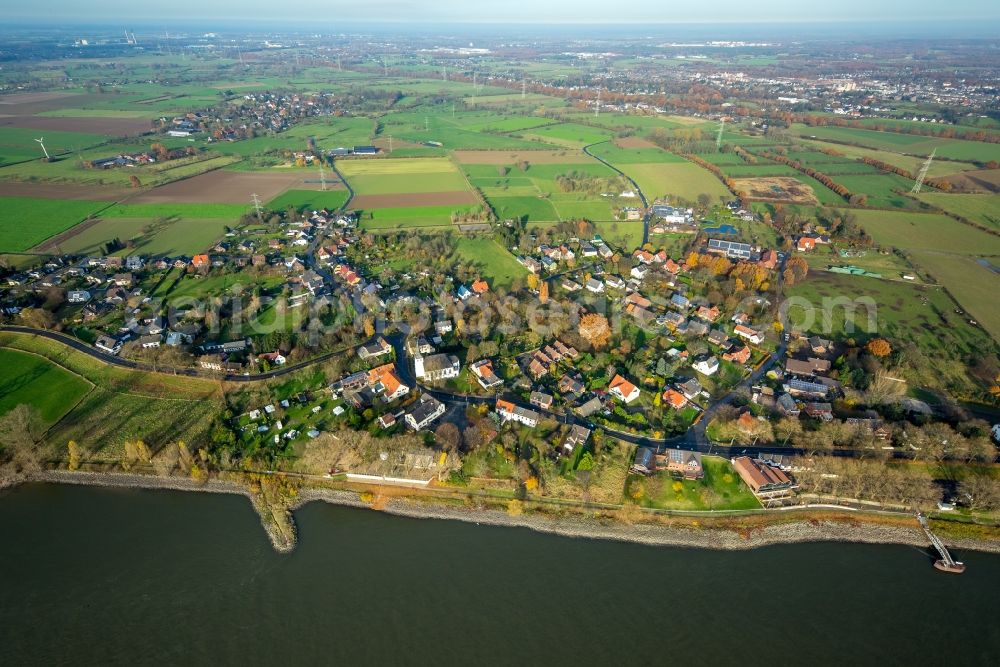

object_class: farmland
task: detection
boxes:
[265,189,350,212]
[52,216,238,257]
[360,204,480,230]
[909,250,1000,341]
[451,237,528,287]
[850,209,999,254]
[793,124,1000,163]
[917,193,1000,230]
[0,196,113,251]
[616,161,732,203]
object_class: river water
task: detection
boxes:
[1,483,998,666]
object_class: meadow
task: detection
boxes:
[587,141,686,165]
[908,250,1000,342]
[917,193,1000,230]
[617,162,731,203]
[630,456,761,511]
[360,204,479,230]
[0,126,110,166]
[850,209,999,254]
[451,237,528,287]
[798,139,976,178]
[266,189,351,211]
[793,124,1000,163]
[56,217,237,257]
[0,196,113,251]
[0,348,92,428]
[520,122,615,148]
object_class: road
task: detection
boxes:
[583,140,650,246]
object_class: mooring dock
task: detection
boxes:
[918,513,966,574]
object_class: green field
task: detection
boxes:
[833,173,919,209]
[0,126,110,166]
[488,196,560,222]
[0,348,92,427]
[850,209,1000,254]
[57,217,237,257]
[451,237,528,287]
[587,141,686,164]
[909,251,1000,342]
[99,202,250,219]
[360,204,479,230]
[798,139,977,179]
[522,123,615,148]
[917,193,1000,230]
[0,196,113,251]
[794,124,1000,163]
[266,189,351,211]
[618,162,731,202]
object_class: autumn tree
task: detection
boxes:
[129,174,141,188]
[434,422,462,452]
[538,280,549,304]
[866,338,892,358]
[67,440,81,471]
[579,313,611,349]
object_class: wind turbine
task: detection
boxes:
[35,137,50,160]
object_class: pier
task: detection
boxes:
[918,514,966,574]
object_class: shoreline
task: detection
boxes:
[16,470,1000,556]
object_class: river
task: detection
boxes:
[1,483,998,666]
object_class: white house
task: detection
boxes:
[692,356,720,376]
[608,374,640,404]
[414,353,460,382]
[496,399,539,428]
[405,395,445,430]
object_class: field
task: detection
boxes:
[0,348,92,428]
[732,176,819,205]
[0,196,113,251]
[793,124,1000,163]
[49,216,238,257]
[453,150,593,165]
[619,162,731,202]
[786,272,995,395]
[0,125,110,166]
[833,173,918,209]
[265,189,350,212]
[489,196,560,222]
[337,157,473,195]
[521,122,615,148]
[587,141,686,164]
[451,237,528,287]
[360,204,479,230]
[908,251,1000,342]
[917,193,1000,230]
[798,139,977,179]
[850,209,1000,254]
[124,169,312,204]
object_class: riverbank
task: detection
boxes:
[14,469,1000,557]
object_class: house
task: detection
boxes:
[803,402,834,421]
[758,249,779,270]
[496,399,540,428]
[138,334,161,349]
[664,258,682,275]
[520,257,542,274]
[661,448,704,480]
[561,278,582,292]
[404,395,446,430]
[471,279,489,296]
[732,457,794,494]
[557,374,585,398]
[94,335,124,355]
[165,331,192,347]
[470,359,503,390]
[406,335,434,356]
[378,414,397,429]
[624,292,652,309]
[414,353,460,381]
[662,388,688,410]
[734,324,764,345]
[776,393,800,416]
[560,425,591,454]
[608,374,640,403]
[258,351,287,366]
[687,320,709,337]
[708,238,752,260]
[695,305,720,322]
[580,243,598,258]
[679,378,704,400]
[111,273,134,288]
[353,145,378,155]
[631,447,656,474]
[457,285,473,301]
[67,290,92,304]
[630,264,649,280]
[786,358,831,376]
[692,355,720,376]
[434,319,453,335]
[369,364,410,402]
[797,236,817,252]
[585,278,605,293]
[723,345,751,365]
[575,396,604,418]
[357,337,393,361]
[707,329,730,347]
[529,391,553,411]
[191,254,211,269]
[669,293,690,310]
[786,378,829,398]
[808,336,833,355]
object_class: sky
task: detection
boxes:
[6,0,1000,26]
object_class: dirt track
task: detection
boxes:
[453,149,589,164]
[351,191,480,208]
[124,170,319,204]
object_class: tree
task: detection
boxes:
[67,440,81,471]
[434,423,462,452]
[579,313,611,349]
[129,174,141,188]
[538,281,549,304]
[866,338,892,358]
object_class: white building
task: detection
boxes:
[414,353,460,382]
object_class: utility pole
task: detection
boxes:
[716,117,725,152]
[911,148,936,194]
[251,193,263,222]
[595,87,600,117]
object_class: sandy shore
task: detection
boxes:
[19,471,1000,556]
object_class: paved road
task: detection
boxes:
[583,140,650,246]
